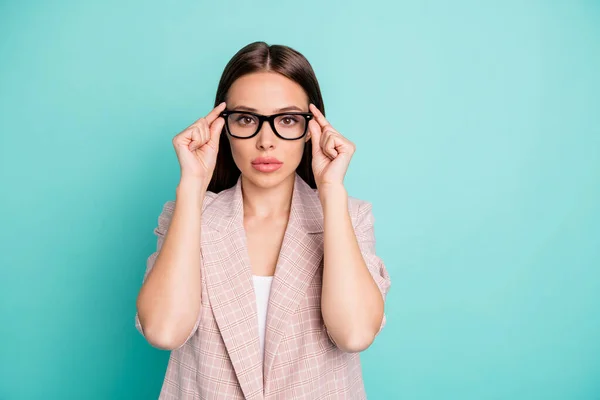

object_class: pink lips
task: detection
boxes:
[251,156,283,173]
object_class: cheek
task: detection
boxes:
[285,142,307,162]
[229,140,250,161]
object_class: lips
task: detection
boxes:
[251,156,283,173]
[251,156,283,165]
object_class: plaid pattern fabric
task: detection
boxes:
[135,173,391,399]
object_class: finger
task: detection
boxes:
[209,117,225,148]
[188,125,204,152]
[309,119,323,156]
[203,102,227,125]
[201,118,211,144]
[323,134,339,159]
[319,127,328,150]
[320,126,337,152]
[309,103,332,130]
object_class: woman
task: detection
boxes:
[135,41,391,400]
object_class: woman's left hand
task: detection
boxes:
[309,103,356,189]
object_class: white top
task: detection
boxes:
[252,275,273,362]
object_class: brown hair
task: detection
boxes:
[207,41,325,193]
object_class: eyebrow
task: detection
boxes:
[230,105,306,113]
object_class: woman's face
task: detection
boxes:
[224,71,311,189]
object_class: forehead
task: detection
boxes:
[226,72,308,112]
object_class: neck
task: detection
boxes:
[240,173,295,219]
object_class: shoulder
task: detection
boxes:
[347,195,372,214]
[347,195,375,223]
[159,191,219,215]
[156,190,220,229]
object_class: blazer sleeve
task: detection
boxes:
[135,194,215,348]
[354,200,391,335]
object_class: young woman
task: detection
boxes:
[135,41,391,400]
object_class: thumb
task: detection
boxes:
[209,117,226,149]
[309,120,322,157]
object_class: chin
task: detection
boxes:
[241,168,295,189]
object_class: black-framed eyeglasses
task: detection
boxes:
[220,110,313,140]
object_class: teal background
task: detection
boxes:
[1,0,599,399]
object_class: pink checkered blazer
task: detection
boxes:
[135,173,391,399]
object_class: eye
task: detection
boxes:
[234,114,256,126]
[279,115,300,126]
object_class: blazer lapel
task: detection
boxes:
[201,173,325,398]
[201,177,264,400]
[263,174,324,386]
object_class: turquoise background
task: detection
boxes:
[1,0,599,399]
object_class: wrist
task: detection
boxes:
[318,183,347,204]
[177,177,208,198]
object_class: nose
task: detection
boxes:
[255,121,277,150]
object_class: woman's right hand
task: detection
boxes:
[172,102,227,185]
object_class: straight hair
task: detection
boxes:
[207,41,325,193]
